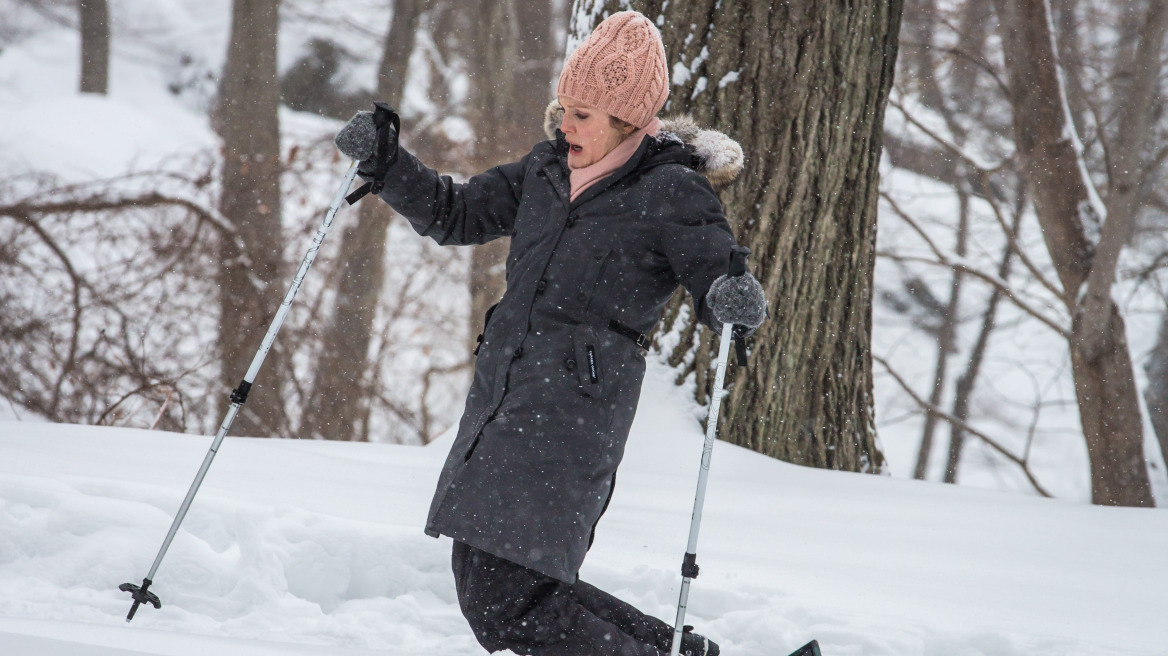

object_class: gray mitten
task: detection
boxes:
[706,272,768,333]
[335,107,400,179]
[335,110,379,161]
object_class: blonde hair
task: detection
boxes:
[609,114,636,136]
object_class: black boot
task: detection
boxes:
[679,625,720,656]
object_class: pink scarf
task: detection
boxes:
[569,117,662,202]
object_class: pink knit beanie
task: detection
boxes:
[557,11,669,129]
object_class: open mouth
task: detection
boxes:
[569,144,583,154]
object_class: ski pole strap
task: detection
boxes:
[726,245,752,367]
[732,325,749,367]
[345,182,373,206]
[681,552,700,578]
[729,244,750,277]
[346,103,400,205]
[368,103,400,196]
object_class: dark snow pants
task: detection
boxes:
[452,541,675,655]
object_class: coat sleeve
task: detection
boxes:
[371,144,530,246]
[658,172,740,332]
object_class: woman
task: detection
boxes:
[336,11,766,656]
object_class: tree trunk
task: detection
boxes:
[465,0,555,352]
[78,0,109,94]
[950,0,995,106]
[903,0,945,112]
[1050,0,1089,138]
[576,1,901,472]
[903,0,987,480]
[993,0,1154,506]
[212,0,287,437]
[301,0,424,442]
[913,192,969,480]
[1146,316,1168,477]
[945,195,1025,483]
[1104,0,1168,484]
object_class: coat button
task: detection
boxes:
[577,291,587,302]
[565,358,577,371]
[593,252,603,260]
[513,347,524,358]
[536,279,548,293]
[536,170,547,178]
[566,215,577,228]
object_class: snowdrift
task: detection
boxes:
[2,362,1165,655]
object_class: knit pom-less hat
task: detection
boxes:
[557,11,669,129]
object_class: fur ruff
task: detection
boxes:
[543,99,743,191]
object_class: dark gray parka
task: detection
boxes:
[375,108,745,582]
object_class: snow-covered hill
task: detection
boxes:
[2,361,1165,656]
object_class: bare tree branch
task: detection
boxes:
[874,354,1053,497]
[889,97,1011,173]
[973,170,1067,300]
[878,251,1069,338]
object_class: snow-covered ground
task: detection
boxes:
[2,362,1167,656]
[3,3,1168,654]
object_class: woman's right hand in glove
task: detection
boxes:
[335,107,399,174]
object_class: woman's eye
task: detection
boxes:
[575,112,588,120]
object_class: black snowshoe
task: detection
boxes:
[787,640,822,656]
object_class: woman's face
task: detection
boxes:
[559,98,636,169]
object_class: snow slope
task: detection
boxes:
[2,361,1166,656]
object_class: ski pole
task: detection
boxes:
[119,160,362,622]
[668,247,754,656]
[667,248,822,656]
[668,311,735,656]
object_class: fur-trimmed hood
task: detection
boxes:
[543,100,744,191]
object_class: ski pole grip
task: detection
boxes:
[729,245,750,277]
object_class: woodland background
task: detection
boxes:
[2,0,1167,509]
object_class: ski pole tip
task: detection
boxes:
[119,578,161,622]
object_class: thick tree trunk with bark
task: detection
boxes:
[578,1,901,471]
[78,0,109,94]
[301,0,424,441]
[993,0,1154,506]
[212,0,286,437]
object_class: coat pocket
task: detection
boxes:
[473,302,499,356]
[580,248,613,315]
[569,323,604,398]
